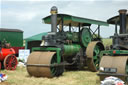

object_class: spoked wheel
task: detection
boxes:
[50,54,64,77]
[86,41,104,71]
[27,52,64,78]
[4,54,18,70]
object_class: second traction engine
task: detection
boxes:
[98,9,128,83]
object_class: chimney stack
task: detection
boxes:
[118,9,127,34]
[50,6,58,33]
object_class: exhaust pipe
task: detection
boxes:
[119,9,127,34]
[50,6,58,33]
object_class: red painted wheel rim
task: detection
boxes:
[4,54,18,70]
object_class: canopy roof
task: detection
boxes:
[107,14,128,25]
[43,14,109,27]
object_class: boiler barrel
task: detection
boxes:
[62,44,81,57]
[0,48,15,61]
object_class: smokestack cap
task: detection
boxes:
[119,9,127,14]
[51,6,58,14]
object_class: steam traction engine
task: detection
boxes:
[26,6,108,77]
[98,9,128,83]
[0,28,23,70]
[0,41,17,70]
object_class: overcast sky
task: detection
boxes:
[0,0,128,38]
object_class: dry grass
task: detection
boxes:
[0,38,112,85]
[102,38,112,47]
[1,66,100,85]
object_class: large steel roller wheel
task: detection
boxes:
[4,54,18,70]
[86,41,104,72]
[99,56,128,82]
[27,51,64,78]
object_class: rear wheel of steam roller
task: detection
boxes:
[86,41,104,72]
[4,54,18,70]
[27,52,64,78]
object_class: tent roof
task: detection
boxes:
[25,32,47,42]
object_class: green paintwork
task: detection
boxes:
[43,14,109,27]
[126,61,128,74]
[32,47,62,76]
[100,50,128,57]
[63,44,81,57]
[0,30,23,47]
[93,45,100,70]
[66,32,79,42]
[66,32,72,40]
[25,32,47,49]
[50,54,57,76]
[100,49,128,81]
[81,28,92,47]
[25,32,47,41]
[32,47,61,63]
[32,44,81,60]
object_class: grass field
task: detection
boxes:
[1,66,100,85]
[0,38,112,85]
[102,38,112,47]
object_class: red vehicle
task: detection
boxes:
[0,28,24,70]
[0,43,18,70]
